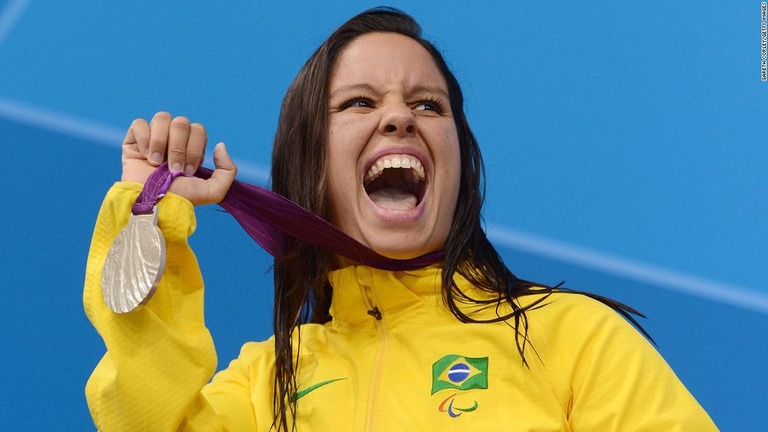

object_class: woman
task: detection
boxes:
[84,8,717,431]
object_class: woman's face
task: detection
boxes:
[326,32,461,260]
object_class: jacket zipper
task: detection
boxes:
[363,287,388,432]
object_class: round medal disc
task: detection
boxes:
[101,210,166,313]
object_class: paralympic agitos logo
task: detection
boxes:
[431,354,489,418]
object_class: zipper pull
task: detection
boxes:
[367,307,382,320]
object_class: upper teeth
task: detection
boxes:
[364,154,426,184]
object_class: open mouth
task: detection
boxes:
[363,154,427,212]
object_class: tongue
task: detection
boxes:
[368,187,418,211]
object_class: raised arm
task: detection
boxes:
[84,113,249,431]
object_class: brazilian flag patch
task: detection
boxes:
[431,354,488,394]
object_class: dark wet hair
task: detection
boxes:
[269,7,647,431]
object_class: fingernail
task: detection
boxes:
[184,164,196,175]
[170,162,182,173]
[150,152,163,165]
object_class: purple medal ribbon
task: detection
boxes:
[132,167,186,215]
[141,163,443,270]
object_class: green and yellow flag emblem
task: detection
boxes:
[431,354,488,394]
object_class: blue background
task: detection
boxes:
[0,1,765,430]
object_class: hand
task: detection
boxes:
[121,112,237,205]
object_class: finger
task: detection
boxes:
[204,143,237,204]
[121,118,153,183]
[167,116,191,173]
[148,112,172,166]
[123,118,149,160]
[185,122,207,175]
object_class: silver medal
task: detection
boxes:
[101,206,166,313]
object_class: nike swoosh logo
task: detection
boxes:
[292,377,347,401]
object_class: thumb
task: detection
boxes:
[167,143,237,205]
[205,142,237,203]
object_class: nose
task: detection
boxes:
[379,104,416,137]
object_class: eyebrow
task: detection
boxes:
[329,83,377,99]
[329,83,449,99]
[411,85,450,99]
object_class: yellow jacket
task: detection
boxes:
[85,183,717,431]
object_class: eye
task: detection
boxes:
[341,96,374,110]
[414,97,446,114]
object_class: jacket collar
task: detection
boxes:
[327,264,446,328]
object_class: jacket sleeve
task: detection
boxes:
[83,183,257,431]
[534,294,718,431]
